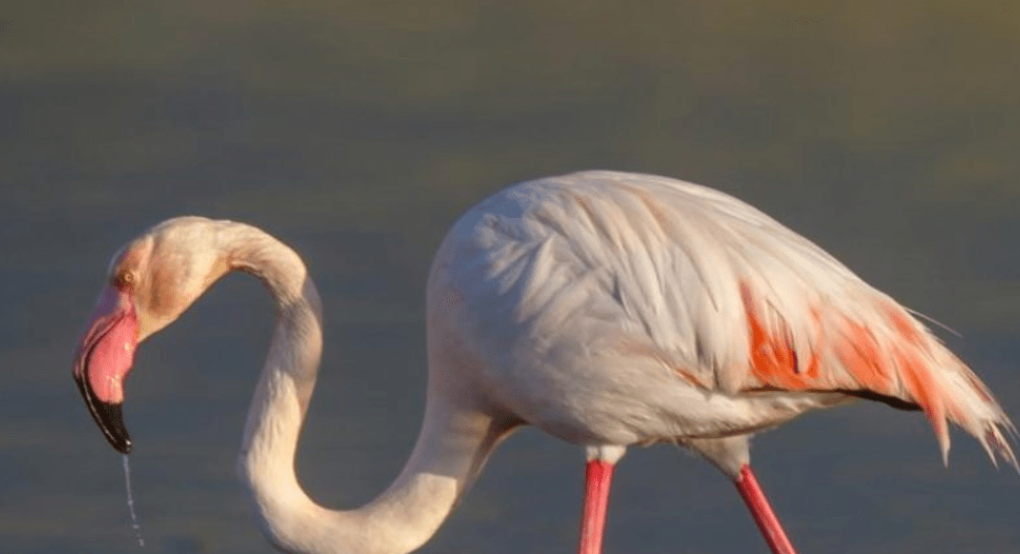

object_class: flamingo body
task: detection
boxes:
[430,171,1013,464]
[73,170,1016,554]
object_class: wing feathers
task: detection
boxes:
[456,170,1017,470]
[740,280,1017,470]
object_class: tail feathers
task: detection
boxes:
[884,333,1018,472]
[934,357,1018,472]
[738,281,1018,472]
[981,420,1019,471]
[837,300,1019,472]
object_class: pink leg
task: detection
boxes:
[578,460,615,554]
[734,464,798,554]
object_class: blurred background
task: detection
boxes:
[2,1,1019,553]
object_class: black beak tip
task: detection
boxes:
[95,401,133,455]
[74,373,134,454]
[110,426,133,455]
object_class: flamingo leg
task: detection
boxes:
[578,459,615,554]
[734,464,798,554]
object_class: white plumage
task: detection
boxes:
[431,171,1014,467]
[73,170,1016,554]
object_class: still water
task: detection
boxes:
[2,2,1019,553]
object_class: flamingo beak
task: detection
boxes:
[73,285,139,454]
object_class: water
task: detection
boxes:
[2,2,1020,553]
[122,455,145,548]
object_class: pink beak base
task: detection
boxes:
[72,285,139,453]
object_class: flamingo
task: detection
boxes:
[73,170,1017,554]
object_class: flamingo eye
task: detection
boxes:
[113,270,135,289]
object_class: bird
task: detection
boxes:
[72,170,1017,554]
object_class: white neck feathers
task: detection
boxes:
[212,222,501,554]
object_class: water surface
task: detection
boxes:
[2,2,1019,553]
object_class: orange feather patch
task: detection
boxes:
[740,284,812,390]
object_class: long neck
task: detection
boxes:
[223,225,505,554]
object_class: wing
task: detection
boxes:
[436,170,1016,468]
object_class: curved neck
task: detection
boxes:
[223,225,506,554]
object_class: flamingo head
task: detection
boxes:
[73,217,232,453]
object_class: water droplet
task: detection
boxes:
[122,454,146,547]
